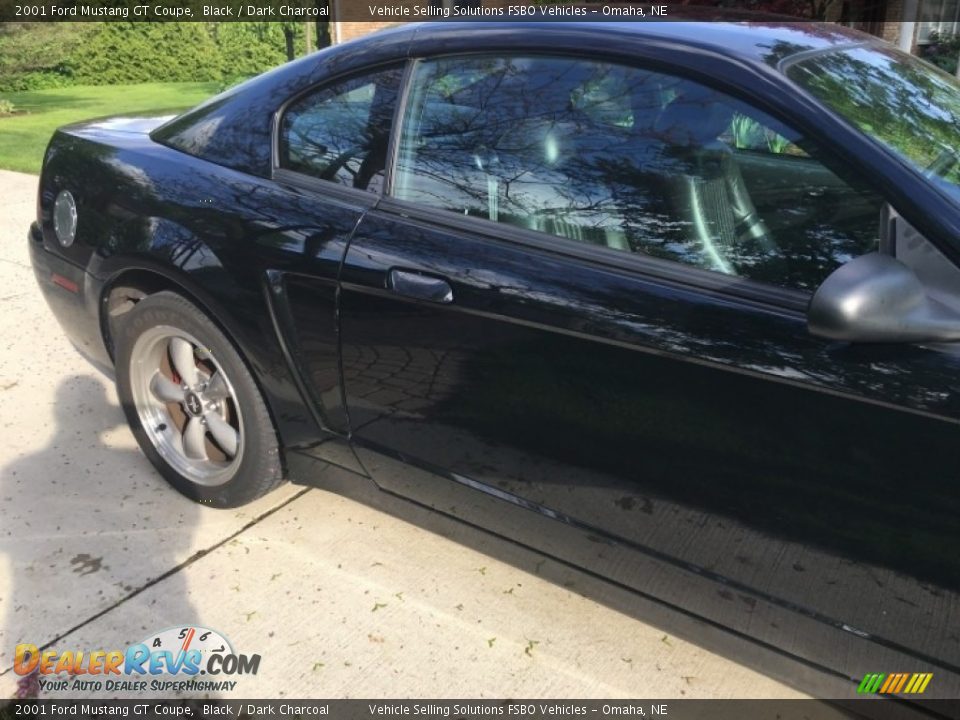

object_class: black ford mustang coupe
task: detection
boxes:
[29,21,960,699]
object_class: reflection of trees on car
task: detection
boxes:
[280,67,403,191]
[392,55,882,292]
[786,45,960,195]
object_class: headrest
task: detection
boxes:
[654,85,735,147]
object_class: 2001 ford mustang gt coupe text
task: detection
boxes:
[28,21,960,698]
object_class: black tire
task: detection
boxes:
[114,291,284,508]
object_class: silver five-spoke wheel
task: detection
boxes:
[116,291,283,506]
[129,325,243,486]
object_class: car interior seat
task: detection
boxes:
[653,86,775,275]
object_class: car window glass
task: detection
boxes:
[721,113,809,157]
[393,56,883,292]
[786,45,960,203]
[279,66,403,191]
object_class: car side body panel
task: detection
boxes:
[340,199,960,696]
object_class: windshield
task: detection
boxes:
[785,44,960,204]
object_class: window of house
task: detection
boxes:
[919,0,960,43]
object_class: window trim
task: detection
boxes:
[271,167,382,210]
[270,60,408,196]
[381,50,887,310]
[373,195,811,316]
[383,59,417,199]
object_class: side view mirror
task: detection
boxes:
[808,253,960,343]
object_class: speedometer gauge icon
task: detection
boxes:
[140,626,233,670]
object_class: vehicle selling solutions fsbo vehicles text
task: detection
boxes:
[366,3,590,16]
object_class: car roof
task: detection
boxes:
[404,19,878,71]
[152,18,879,179]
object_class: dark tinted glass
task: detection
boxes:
[394,56,883,292]
[279,66,402,191]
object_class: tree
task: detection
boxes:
[314,0,331,48]
[281,22,297,62]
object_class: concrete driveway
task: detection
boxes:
[0,170,807,700]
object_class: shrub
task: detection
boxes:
[0,22,93,91]
[920,32,960,76]
[67,23,223,85]
[0,22,297,90]
[215,24,289,79]
[1,71,74,91]
[0,98,17,116]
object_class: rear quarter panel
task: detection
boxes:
[38,126,341,452]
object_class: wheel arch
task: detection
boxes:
[101,264,233,363]
[98,262,304,473]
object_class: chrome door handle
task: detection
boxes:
[387,269,454,304]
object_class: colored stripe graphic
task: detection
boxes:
[858,672,932,694]
[857,673,885,694]
[893,674,909,693]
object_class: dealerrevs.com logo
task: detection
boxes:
[14,626,260,693]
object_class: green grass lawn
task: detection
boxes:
[0,82,219,174]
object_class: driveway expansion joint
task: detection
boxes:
[0,486,312,678]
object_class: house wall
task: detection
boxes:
[882,0,907,42]
[336,21,400,43]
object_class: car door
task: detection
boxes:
[262,63,404,472]
[337,54,960,689]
